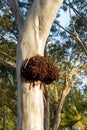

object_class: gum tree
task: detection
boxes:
[7,0,63,130]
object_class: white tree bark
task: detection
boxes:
[8,0,64,129]
[22,84,44,130]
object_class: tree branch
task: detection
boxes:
[0,50,16,61]
[53,85,71,130]
[53,52,83,130]
[0,1,5,9]
[70,71,80,87]
[0,60,16,70]
[64,1,87,28]
[54,20,87,55]
[54,20,75,37]
[7,0,24,31]
[0,60,16,77]
[68,52,83,79]
[75,34,87,55]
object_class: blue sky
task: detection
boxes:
[58,9,71,27]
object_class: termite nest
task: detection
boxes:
[21,55,59,85]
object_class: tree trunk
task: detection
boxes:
[16,0,63,130]
[22,84,44,130]
[53,86,71,130]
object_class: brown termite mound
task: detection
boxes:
[20,55,59,85]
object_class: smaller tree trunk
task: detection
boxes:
[53,87,71,130]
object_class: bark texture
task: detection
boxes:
[8,0,64,129]
[22,84,44,130]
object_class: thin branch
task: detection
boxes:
[68,52,83,78]
[0,1,5,9]
[75,34,87,55]
[77,62,87,70]
[64,1,87,28]
[71,9,87,55]
[0,60,16,69]
[0,50,16,61]
[64,3,87,53]
[54,20,75,37]
[54,20,87,55]
[6,26,18,39]
[81,3,87,9]
[73,52,83,68]
[7,0,24,31]
[70,71,80,88]
[0,35,8,43]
